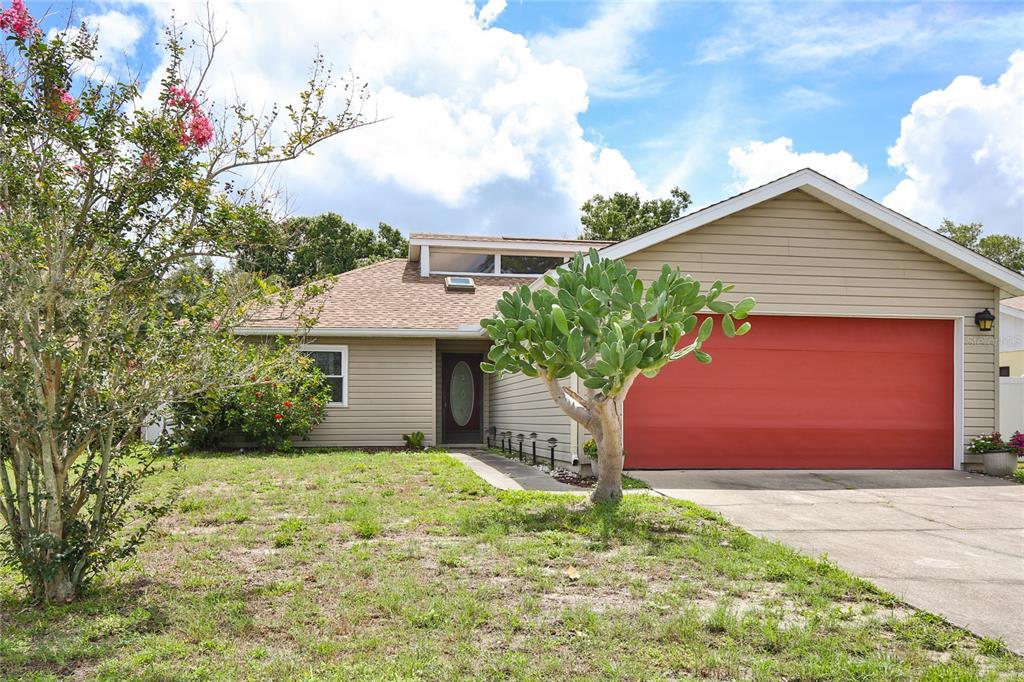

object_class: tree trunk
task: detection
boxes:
[36,566,75,603]
[591,399,625,503]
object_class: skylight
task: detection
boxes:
[445,276,475,291]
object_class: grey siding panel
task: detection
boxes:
[623,189,998,446]
[298,336,436,447]
[489,372,576,464]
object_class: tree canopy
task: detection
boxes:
[0,8,371,602]
[235,213,408,286]
[579,187,692,242]
[481,250,753,502]
[938,219,1024,273]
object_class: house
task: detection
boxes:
[237,169,1024,471]
[999,297,1024,376]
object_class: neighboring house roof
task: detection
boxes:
[1002,296,1024,312]
[599,168,1024,297]
[238,259,521,338]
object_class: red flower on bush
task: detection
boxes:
[0,0,36,40]
[283,401,292,408]
[274,413,283,421]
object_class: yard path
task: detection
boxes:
[447,450,583,492]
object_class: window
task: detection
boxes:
[499,254,565,275]
[444,276,475,290]
[430,251,495,274]
[301,344,348,406]
[1000,365,1011,377]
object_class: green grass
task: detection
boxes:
[1014,462,1024,484]
[1,450,1021,680]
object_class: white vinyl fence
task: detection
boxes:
[999,377,1024,437]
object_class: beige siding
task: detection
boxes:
[489,372,577,464]
[436,339,492,444]
[624,189,999,448]
[299,336,437,447]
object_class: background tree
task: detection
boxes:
[481,250,754,502]
[580,187,692,242]
[0,6,373,602]
[938,219,1024,273]
[235,213,408,286]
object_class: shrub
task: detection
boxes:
[582,438,598,461]
[966,432,1006,454]
[1008,431,1024,455]
[173,344,331,450]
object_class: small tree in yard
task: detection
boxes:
[0,4,372,602]
[481,250,754,503]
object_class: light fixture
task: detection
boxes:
[975,308,995,332]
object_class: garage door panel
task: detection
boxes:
[624,316,954,469]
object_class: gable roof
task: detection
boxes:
[599,168,1024,297]
[238,259,520,338]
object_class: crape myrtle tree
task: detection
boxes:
[481,250,754,503]
[0,2,373,602]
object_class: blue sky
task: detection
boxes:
[34,0,1024,237]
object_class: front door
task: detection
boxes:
[442,354,483,444]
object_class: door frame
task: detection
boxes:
[440,352,484,444]
[622,312,966,470]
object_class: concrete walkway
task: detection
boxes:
[629,469,1024,653]
[448,450,583,492]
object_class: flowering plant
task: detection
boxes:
[1007,431,1024,455]
[966,432,1007,454]
[172,344,331,451]
[0,1,372,603]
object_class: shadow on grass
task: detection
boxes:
[0,576,174,676]
[457,492,723,548]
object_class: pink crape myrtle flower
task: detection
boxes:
[167,85,213,148]
[55,89,80,122]
[187,113,214,147]
[0,0,36,40]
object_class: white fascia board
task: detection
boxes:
[408,237,596,254]
[598,168,1024,297]
[234,326,488,339]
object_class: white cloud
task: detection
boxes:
[884,51,1024,234]
[477,0,507,27]
[697,3,1023,71]
[780,86,840,111]
[530,1,662,98]
[727,137,868,191]
[84,10,144,57]
[130,0,643,232]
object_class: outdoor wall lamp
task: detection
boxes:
[975,308,995,332]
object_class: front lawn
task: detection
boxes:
[1,450,1020,680]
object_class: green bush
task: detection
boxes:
[173,344,331,450]
[582,438,598,461]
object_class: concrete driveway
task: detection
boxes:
[629,469,1024,653]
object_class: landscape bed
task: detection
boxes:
[1,450,1021,680]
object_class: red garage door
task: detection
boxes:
[624,316,954,469]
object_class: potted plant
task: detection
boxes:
[968,432,1016,477]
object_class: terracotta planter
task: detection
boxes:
[982,450,1018,477]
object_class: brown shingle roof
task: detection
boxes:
[244,259,522,332]
[410,232,613,246]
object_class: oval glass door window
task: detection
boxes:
[450,361,474,426]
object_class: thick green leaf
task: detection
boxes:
[697,316,714,342]
[722,314,735,338]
